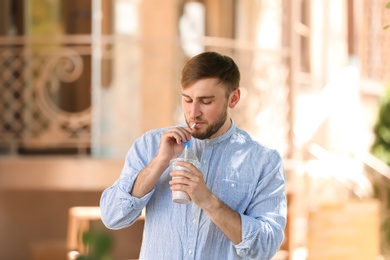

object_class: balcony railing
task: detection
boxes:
[0,35,292,157]
[0,35,94,154]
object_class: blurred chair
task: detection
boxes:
[66,206,144,260]
[67,206,101,259]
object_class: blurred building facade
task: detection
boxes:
[0,0,388,259]
[0,0,296,159]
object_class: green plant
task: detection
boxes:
[371,87,390,165]
[385,1,390,29]
[76,229,114,260]
[371,86,390,254]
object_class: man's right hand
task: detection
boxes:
[130,126,193,198]
[157,126,193,163]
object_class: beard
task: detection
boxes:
[186,103,228,140]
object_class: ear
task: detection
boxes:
[228,89,240,108]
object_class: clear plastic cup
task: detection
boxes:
[170,157,200,204]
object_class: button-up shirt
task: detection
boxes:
[100,122,287,260]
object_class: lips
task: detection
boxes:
[193,122,204,127]
[189,120,205,128]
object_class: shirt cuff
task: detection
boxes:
[233,213,259,256]
[118,177,155,213]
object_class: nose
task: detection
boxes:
[190,101,202,119]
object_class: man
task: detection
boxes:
[100,52,287,260]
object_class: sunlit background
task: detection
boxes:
[0,0,390,259]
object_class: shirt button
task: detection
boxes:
[203,160,207,164]
[205,140,209,143]
[231,183,235,188]
[188,249,193,254]
[192,218,197,224]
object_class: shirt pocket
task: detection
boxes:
[212,179,252,211]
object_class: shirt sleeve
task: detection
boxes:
[233,149,287,260]
[100,132,158,230]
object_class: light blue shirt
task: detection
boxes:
[100,122,287,260]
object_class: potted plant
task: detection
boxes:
[369,2,390,254]
[76,229,114,260]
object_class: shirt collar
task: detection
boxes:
[196,119,236,146]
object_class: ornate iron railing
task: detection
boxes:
[0,35,292,157]
[0,36,93,154]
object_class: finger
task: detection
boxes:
[171,171,200,184]
[170,177,192,187]
[174,127,192,142]
[169,177,189,189]
[162,131,186,145]
[175,161,199,174]
[170,169,191,178]
[170,183,189,191]
[163,128,191,144]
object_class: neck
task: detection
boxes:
[210,118,232,139]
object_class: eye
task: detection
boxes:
[201,99,212,105]
[183,98,192,103]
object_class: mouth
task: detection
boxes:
[192,121,205,129]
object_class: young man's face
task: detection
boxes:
[182,78,238,140]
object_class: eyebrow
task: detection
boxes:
[182,93,215,99]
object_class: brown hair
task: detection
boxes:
[181,52,240,97]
